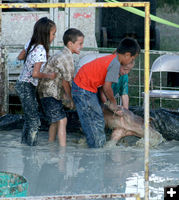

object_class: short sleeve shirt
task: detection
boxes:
[105,56,121,83]
[112,74,128,96]
[18,42,47,86]
[38,47,74,100]
[74,54,121,93]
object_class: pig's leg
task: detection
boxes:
[104,128,126,147]
[111,128,141,144]
[111,128,126,141]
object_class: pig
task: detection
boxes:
[0,105,167,148]
[47,100,166,147]
[102,104,165,147]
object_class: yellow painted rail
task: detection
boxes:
[0,2,148,9]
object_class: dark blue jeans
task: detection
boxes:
[40,97,66,123]
[15,81,40,146]
[72,81,106,148]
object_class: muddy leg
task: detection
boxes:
[48,122,57,142]
[57,117,67,147]
[26,118,40,146]
[21,118,28,144]
[15,81,40,146]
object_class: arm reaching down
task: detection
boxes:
[102,82,123,116]
[103,82,118,110]
[62,80,74,109]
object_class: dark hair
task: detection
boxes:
[63,28,84,46]
[116,37,141,56]
[24,17,56,63]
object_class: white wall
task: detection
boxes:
[1,0,97,48]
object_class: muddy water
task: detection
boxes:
[0,130,179,200]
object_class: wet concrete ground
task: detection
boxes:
[0,129,179,200]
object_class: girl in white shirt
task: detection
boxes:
[15,17,56,146]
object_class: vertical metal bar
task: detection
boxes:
[138,53,141,106]
[0,0,1,56]
[144,2,150,200]
[0,0,1,35]
[50,0,58,54]
[65,0,70,30]
[53,0,58,46]
[159,52,162,107]
[3,46,8,113]
[49,0,54,55]
[160,71,162,107]
[0,0,3,115]
[50,0,54,20]
[0,47,8,114]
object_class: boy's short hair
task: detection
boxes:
[116,37,141,56]
[63,28,84,46]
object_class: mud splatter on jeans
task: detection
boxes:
[15,81,40,146]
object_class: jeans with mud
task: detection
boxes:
[15,81,40,146]
[72,81,106,148]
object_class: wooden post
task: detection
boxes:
[0,49,8,115]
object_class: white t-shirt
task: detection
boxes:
[18,42,47,86]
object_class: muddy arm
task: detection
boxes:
[121,94,129,109]
[62,80,74,109]
[102,82,123,115]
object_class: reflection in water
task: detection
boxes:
[0,130,179,199]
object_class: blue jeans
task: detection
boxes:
[15,81,40,146]
[72,81,106,148]
[40,97,66,123]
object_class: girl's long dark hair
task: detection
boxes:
[24,17,55,63]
